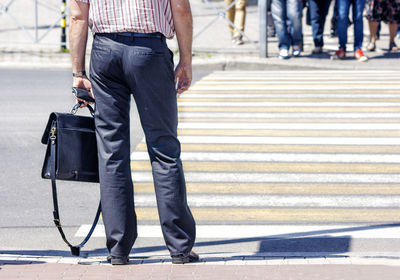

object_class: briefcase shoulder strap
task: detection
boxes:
[49,120,101,256]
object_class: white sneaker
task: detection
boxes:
[292,45,302,57]
[279,49,290,59]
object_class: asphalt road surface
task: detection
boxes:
[1,68,400,260]
[0,68,208,255]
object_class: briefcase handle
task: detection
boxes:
[71,102,94,117]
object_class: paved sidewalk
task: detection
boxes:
[1,253,400,280]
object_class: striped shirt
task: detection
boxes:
[76,0,175,38]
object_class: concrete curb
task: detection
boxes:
[1,253,400,266]
[1,48,400,71]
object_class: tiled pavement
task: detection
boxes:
[1,253,400,280]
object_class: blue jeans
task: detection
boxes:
[337,0,365,51]
[308,0,332,47]
[271,0,303,50]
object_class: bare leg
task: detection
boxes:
[389,22,398,43]
[389,22,398,51]
[367,20,378,51]
[368,20,378,43]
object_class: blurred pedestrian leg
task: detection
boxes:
[225,0,248,45]
[366,0,400,52]
[330,0,339,37]
[267,0,276,37]
[271,0,303,58]
[308,0,333,54]
[330,0,352,37]
[335,0,368,61]
[337,0,364,51]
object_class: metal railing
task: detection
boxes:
[0,0,271,57]
[0,0,68,49]
[195,0,257,47]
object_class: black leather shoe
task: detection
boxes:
[107,255,129,265]
[171,251,199,264]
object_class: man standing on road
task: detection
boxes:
[69,0,198,265]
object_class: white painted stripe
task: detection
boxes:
[180,93,400,98]
[196,81,400,85]
[177,122,400,130]
[132,172,400,183]
[189,86,400,91]
[75,224,106,238]
[173,136,400,145]
[209,70,398,74]
[124,194,400,208]
[131,152,400,163]
[178,102,400,107]
[202,77,400,81]
[178,112,400,119]
[75,224,400,239]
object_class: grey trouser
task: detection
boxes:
[90,33,196,258]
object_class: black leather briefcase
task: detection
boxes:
[41,103,101,256]
[41,105,99,182]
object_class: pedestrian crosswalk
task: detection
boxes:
[76,70,400,238]
[129,70,400,225]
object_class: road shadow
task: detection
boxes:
[300,49,400,60]
[299,52,333,60]
[0,259,46,266]
[259,235,350,254]
[2,223,399,265]
[367,51,400,60]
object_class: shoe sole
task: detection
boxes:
[171,256,199,264]
[111,259,128,265]
[171,258,187,264]
[356,57,368,62]
[108,256,129,265]
[330,55,345,60]
[171,253,200,264]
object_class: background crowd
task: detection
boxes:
[225,0,400,61]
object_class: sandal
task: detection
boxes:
[366,42,376,51]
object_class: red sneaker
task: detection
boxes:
[354,49,368,62]
[331,48,346,60]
